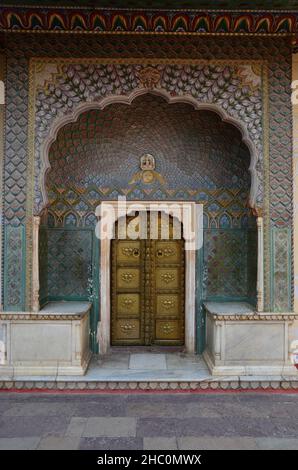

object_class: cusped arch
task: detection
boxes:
[40,88,259,210]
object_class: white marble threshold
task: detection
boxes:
[1,353,297,384]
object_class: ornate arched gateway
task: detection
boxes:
[0,11,297,383]
[37,71,261,212]
[38,92,258,354]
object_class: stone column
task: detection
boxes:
[31,216,40,312]
[0,54,5,311]
[257,215,264,312]
[293,53,298,312]
[214,321,221,364]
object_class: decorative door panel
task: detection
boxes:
[111,238,145,345]
[156,294,180,316]
[111,214,184,346]
[155,267,180,290]
[115,318,141,341]
[152,238,184,345]
[155,320,181,341]
[116,268,140,289]
[117,241,141,263]
[155,241,181,264]
[117,293,140,316]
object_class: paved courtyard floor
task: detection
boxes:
[0,392,297,450]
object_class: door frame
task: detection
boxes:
[98,201,203,354]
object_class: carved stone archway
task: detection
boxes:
[40,89,260,212]
[97,201,203,355]
[33,90,264,320]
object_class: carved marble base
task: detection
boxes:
[204,302,298,377]
[0,302,92,376]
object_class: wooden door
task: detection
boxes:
[111,213,184,346]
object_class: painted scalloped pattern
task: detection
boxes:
[46,94,251,192]
[35,61,262,212]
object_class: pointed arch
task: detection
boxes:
[40,88,259,211]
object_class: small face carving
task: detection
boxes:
[140,154,155,171]
[142,170,154,183]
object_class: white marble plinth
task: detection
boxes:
[0,301,92,376]
[204,302,298,376]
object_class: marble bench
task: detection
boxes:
[0,301,92,377]
[203,302,298,376]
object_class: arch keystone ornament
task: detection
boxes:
[137,66,161,89]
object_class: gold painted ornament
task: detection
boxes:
[129,154,166,185]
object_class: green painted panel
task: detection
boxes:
[271,226,292,312]
[39,226,48,307]
[203,228,257,300]
[4,224,26,311]
[47,227,92,298]
[44,226,99,352]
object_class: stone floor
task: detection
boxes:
[0,391,297,450]
[2,351,297,391]
[84,351,211,382]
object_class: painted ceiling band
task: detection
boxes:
[0,8,298,35]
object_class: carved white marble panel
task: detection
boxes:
[225,323,284,362]
[0,323,7,365]
[11,322,72,363]
[204,306,297,376]
[0,302,92,376]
